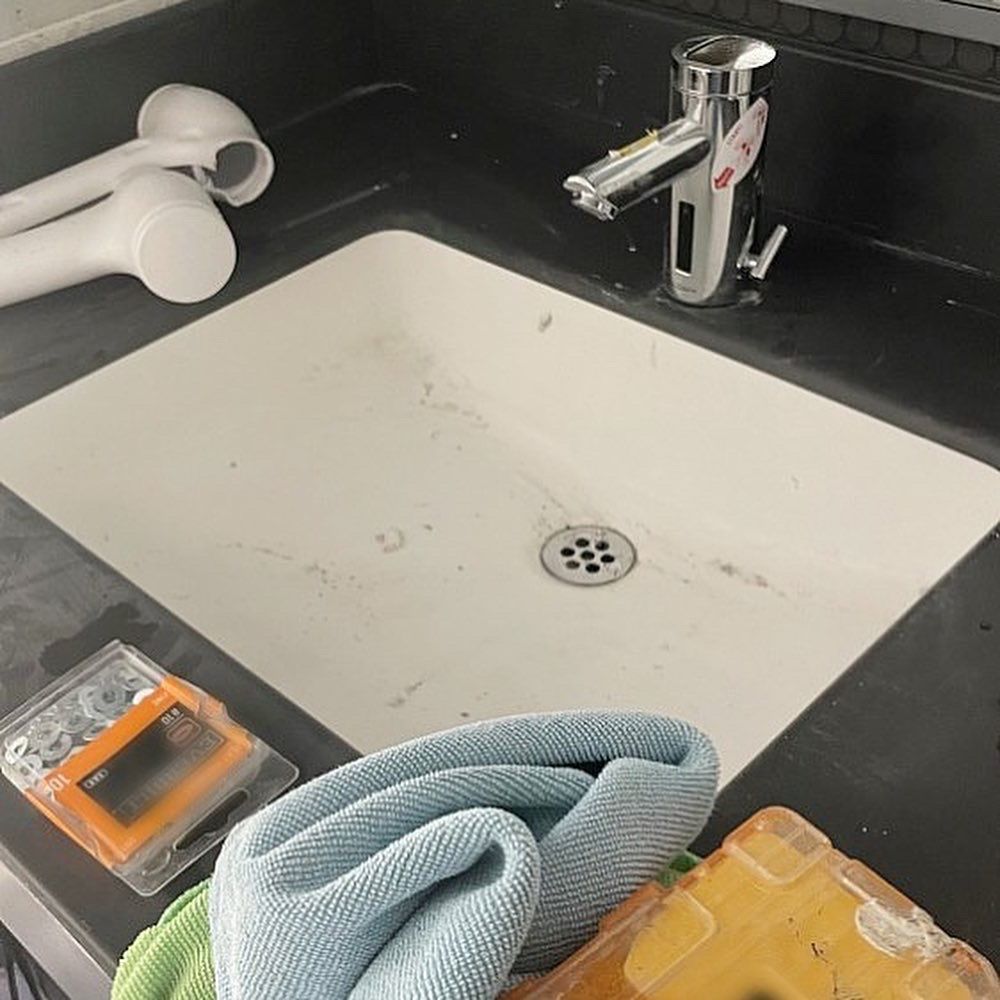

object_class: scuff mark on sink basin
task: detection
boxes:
[374,527,406,554]
[711,558,781,595]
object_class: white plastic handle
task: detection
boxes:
[0,168,237,308]
[0,85,274,239]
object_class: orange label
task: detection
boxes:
[29,676,251,866]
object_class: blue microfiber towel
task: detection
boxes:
[209,711,718,1000]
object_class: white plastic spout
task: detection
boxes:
[0,168,237,308]
[0,84,274,239]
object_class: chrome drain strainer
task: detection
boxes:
[540,526,637,586]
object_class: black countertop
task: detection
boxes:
[2,86,999,977]
[0,489,358,976]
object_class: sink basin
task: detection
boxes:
[2,231,998,781]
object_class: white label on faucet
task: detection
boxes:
[711,97,769,193]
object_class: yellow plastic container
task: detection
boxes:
[506,806,1000,999]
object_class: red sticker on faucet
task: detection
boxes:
[711,98,768,192]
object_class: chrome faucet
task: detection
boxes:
[565,35,787,307]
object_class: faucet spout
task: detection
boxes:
[563,117,710,221]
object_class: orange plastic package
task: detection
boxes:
[506,806,1000,999]
[0,641,297,895]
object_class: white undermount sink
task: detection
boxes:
[2,231,999,782]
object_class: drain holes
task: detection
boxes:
[541,526,637,587]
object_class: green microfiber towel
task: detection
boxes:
[112,881,215,1000]
[659,850,701,887]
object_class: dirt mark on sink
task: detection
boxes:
[223,541,295,563]
[419,382,490,430]
[375,527,406,554]
[711,558,785,597]
[387,678,425,708]
[304,561,338,588]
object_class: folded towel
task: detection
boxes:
[210,710,718,1000]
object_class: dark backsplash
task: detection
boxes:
[642,0,999,86]
[0,0,997,274]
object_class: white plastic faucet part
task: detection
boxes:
[0,167,237,308]
[0,84,274,239]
